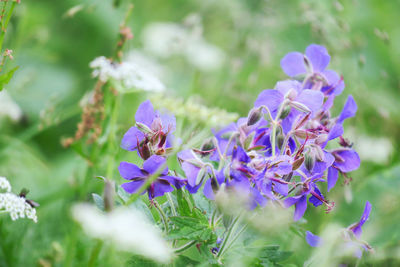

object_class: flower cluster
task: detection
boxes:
[90,56,165,93]
[119,44,370,256]
[0,176,38,222]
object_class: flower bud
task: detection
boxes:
[305,153,316,172]
[243,131,255,150]
[290,101,311,113]
[279,105,291,120]
[247,107,263,126]
[314,134,328,145]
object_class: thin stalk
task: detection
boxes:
[166,193,177,217]
[174,240,196,254]
[220,223,248,257]
[0,2,15,52]
[280,131,293,155]
[88,240,103,267]
[106,94,121,180]
[154,200,169,233]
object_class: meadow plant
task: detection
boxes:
[110,44,372,264]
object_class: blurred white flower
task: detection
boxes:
[72,204,172,263]
[142,20,225,71]
[355,136,392,164]
[0,90,23,122]
[0,176,11,192]
[89,56,165,93]
[0,177,38,223]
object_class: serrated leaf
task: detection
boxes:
[175,255,200,267]
[92,193,104,211]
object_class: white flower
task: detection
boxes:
[142,21,225,71]
[0,90,23,122]
[89,56,165,93]
[72,204,172,263]
[0,176,11,192]
[0,176,38,223]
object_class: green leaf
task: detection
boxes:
[92,193,104,211]
[0,66,18,91]
[169,216,214,241]
[174,255,200,267]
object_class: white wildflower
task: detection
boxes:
[89,56,165,93]
[72,204,172,263]
[0,176,11,192]
[0,90,23,122]
[142,20,225,71]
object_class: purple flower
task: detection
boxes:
[121,100,176,158]
[327,149,360,191]
[280,44,344,95]
[119,155,184,199]
[306,231,322,247]
[349,201,372,239]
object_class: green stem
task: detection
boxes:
[154,200,169,233]
[88,240,103,267]
[173,240,196,254]
[106,94,121,180]
[166,193,177,217]
[0,2,15,52]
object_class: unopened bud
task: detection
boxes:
[311,145,325,161]
[279,105,291,120]
[243,131,255,150]
[290,101,311,113]
[305,153,315,172]
[247,107,263,126]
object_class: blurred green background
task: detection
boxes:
[0,0,399,266]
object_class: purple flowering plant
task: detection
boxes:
[116,44,372,264]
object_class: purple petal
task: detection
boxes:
[284,195,302,207]
[305,44,330,72]
[328,123,344,141]
[294,195,308,221]
[306,231,322,247]
[181,162,200,187]
[274,182,288,196]
[323,94,335,111]
[135,100,156,127]
[322,70,345,96]
[254,89,284,118]
[118,162,144,180]
[309,187,324,207]
[280,52,307,77]
[121,179,145,194]
[160,113,176,133]
[121,127,145,151]
[150,179,174,198]
[359,201,372,227]
[203,179,215,200]
[161,175,186,189]
[338,95,357,124]
[296,89,324,115]
[143,155,168,175]
[333,149,360,172]
[275,80,302,95]
[327,167,339,192]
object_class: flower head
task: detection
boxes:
[119,155,184,199]
[121,100,176,159]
